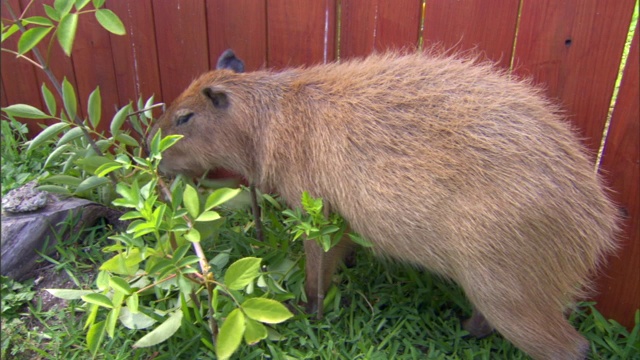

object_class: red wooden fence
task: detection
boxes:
[1,0,638,329]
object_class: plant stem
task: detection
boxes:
[156,176,218,343]
[4,2,117,184]
[0,48,43,69]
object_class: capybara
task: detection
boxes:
[149,50,619,360]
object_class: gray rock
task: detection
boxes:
[2,181,49,213]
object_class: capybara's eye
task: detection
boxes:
[176,113,194,126]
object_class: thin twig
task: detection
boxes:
[0,48,43,69]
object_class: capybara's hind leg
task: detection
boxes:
[462,306,494,338]
[304,237,356,316]
[471,299,588,360]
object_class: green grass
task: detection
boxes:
[1,119,53,196]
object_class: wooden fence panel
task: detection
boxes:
[207,0,267,72]
[0,78,7,108]
[513,0,636,155]
[71,4,120,134]
[596,25,639,331]
[340,0,422,60]
[422,0,520,69]
[153,0,209,105]
[266,0,336,68]
[107,1,162,109]
[1,0,46,135]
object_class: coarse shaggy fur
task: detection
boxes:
[150,51,619,360]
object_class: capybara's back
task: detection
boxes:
[151,51,619,360]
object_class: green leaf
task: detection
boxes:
[109,277,132,295]
[204,188,241,211]
[84,304,99,330]
[42,174,82,187]
[115,133,139,147]
[26,122,69,152]
[175,256,200,269]
[149,128,162,158]
[158,135,183,152]
[75,175,110,194]
[35,185,71,195]
[110,103,131,137]
[41,83,57,116]
[125,293,139,313]
[45,289,96,300]
[224,257,261,291]
[100,248,144,276]
[216,308,245,360]
[76,155,113,174]
[2,24,19,43]
[57,13,78,56]
[95,161,123,177]
[132,310,183,348]
[172,244,190,263]
[75,0,92,10]
[95,9,125,35]
[183,185,200,219]
[56,126,84,146]
[96,270,110,290]
[184,228,201,243]
[18,26,52,54]
[105,306,121,338]
[92,0,106,9]
[348,233,374,247]
[2,104,50,119]
[87,320,106,357]
[243,317,268,345]
[241,298,293,324]
[55,0,74,15]
[82,293,114,308]
[88,87,101,128]
[22,16,54,26]
[143,95,155,120]
[44,143,70,168]
[195,210,221,222]
[61,77,77,119]
[119,306,156,330]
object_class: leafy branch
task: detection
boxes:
[2,0,125,184]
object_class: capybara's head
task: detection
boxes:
[148,50,252,177]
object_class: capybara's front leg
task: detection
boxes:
[463,306,494,338]
[304,237,355,318]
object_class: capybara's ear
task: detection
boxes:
[202,87,229,109]
[216,49,245,73]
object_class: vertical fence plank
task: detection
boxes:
[595,25,639,331]
[340,0,422,60]
[267,0,336,68]
[153,0,209,105]
[422,0,520,69]
[71,4,121,134]
[1,0,46,135]
[513,0,636,155]
[207,0,267,71]
[0,78,7,108]
[107,1,162,109]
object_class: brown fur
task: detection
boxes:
[149,52,619,360]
